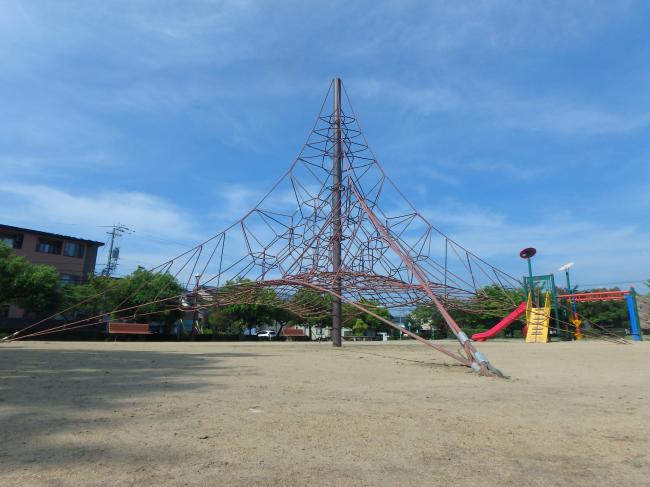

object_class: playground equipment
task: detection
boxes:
[556,289,643,341]
[471,248,644,342]
[4,78,526,377]
[525,291,551,343]
[471,291,551,343]
[472,285,643,343]
[471,302,526,341]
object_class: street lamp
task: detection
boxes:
[559,262,579,334]
[193,273,202,336]
[558,262,574,292]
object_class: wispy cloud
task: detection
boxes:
[352,75,650,136]
[417,166,460,186]
[417,198,650,290]
[0,182,204,272]
[1,183,197,238]
[454,160,543,181]
[0,0,261,70]
[345,1,637,55]
[352,78,459,115]
[0,1,648,292]
[482,95,650,136]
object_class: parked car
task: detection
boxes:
[257,330,277,340]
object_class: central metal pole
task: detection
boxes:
[331,77,343,347]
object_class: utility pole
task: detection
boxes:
[331,77,343,347]
[102,224,130,277]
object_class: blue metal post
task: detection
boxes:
[626,289,642,341]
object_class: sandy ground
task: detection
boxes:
[1,339,649,486]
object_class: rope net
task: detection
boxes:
[6,79,537,377]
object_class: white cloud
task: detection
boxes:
[0,0,261,70]
[212,183,266,220]
[0,182,208,274]
[413,167,458,186]
[351,74,650,136]
[416,200,650,291]
[0,183,195,239]
[460,161,542,181]
[352,78,459,115]
[484,96,650,136]
[0,1,647,292]
[346,1,636,55]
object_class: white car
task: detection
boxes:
[257,330,277,340]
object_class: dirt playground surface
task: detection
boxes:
[1,340,649,486]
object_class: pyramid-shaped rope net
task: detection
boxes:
[6,79,530,376]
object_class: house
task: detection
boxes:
[0,224,104,323]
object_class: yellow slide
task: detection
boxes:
[525,291,551,343]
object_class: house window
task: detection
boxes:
[63,241,85,258]
[0,233,23,249]
[36,238,62,255]
[59,274,81,284]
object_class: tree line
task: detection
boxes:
[406,284,639,336]
[0,241,183,329]
[1,241,643,336]
[0,242,392,336]
[204,280,392,337]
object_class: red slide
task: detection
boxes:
[471,302,527,342]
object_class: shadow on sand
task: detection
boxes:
[0,346,263,472]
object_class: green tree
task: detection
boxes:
[407,304,446,338]
[574,288,628,329]
[352,318,367,336]
[272,306,299,338]
[287,290,392,336]
[407,285,526,338]
[207,307,246,335]
[288,287,331,337]
[60,274,116,321]
[109,267,184,327]
[206,278,279,335]
[0,241,62,315]
[354,298,391,332]
[467,285,526,329]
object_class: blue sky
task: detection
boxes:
[1,1,649,291]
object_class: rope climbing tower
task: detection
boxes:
[5,78,526,377]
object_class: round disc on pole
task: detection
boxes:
[519,247,537,259]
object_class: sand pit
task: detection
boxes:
[1,340,649,486]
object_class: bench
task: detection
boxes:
[280,327,306,341]
[108,322,152,338]
[342,336,376,341]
